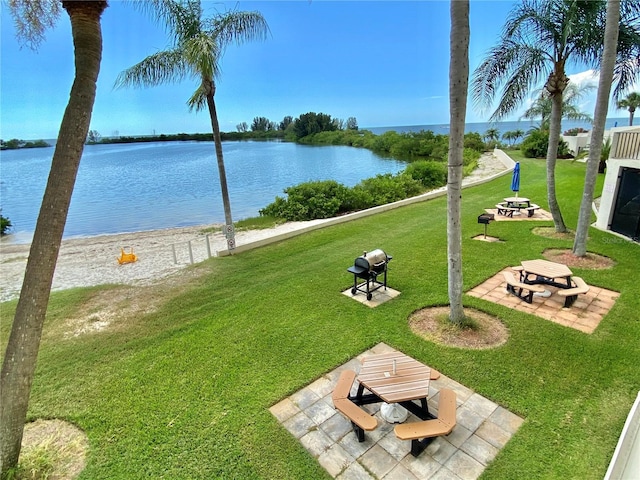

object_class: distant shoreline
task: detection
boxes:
[3,117,629,144]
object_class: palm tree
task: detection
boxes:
[502,129,525,146]
[1,1,107,474]
[616,91,640,125]
[447,0,469,324]
[522,82,595,128]
[115,0,269,251]
[483,127,500,147]
[574,0,620,257]
[472,0,640,233]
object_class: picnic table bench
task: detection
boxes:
[394,388,457,457]
[503,271,546,303]
[524,203,541,217]
[556,276,590,307]
[496,204,519,217]
[332,370,377,441]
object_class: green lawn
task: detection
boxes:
[2,153,639,479]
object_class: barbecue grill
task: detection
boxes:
[477,213,495,239]
[347,249,392,300]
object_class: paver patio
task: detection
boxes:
[270,343,524,480]
[467,268,620,333]
[341,286,401,308]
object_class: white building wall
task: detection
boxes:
[561,132,590,156]
[595,127,640,233]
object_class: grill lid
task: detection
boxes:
[354,249,389,272]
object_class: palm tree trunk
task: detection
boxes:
[574,0,620,257]
[206,86,235,251]
[0,1,106,474]
[546,87,568,233]
[447,0,469,324]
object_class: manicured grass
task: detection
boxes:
[1,154,639,479]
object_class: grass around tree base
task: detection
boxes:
[1,152,639,479]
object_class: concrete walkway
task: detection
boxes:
[270,343,524,480]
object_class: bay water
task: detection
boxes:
[0,140,405,242]
[1,117,629,243]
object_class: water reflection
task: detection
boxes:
[0,140,405,242]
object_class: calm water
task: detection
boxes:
[0,140,405,242]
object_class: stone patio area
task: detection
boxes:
[467,268,620,334]
[341,286,401,308]
[270,343,524,480]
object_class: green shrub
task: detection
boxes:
[353,173,423,206]
[259,180,351,221]
[259,172,427,222]
[370,131,400,154]
[1,214,11,236]
[405,161,447,188]
[463,132,486,152]
[389,136,421,159]
[521,130,570,158]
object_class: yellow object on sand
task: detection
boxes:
[117,247,137,265]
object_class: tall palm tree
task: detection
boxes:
[115,0,269,251]
[574,0,620,257]
[1,1,107,474]
[472,0,640,233]
[483,127,500,146]
[522,82,595,128]
[447,0,469,324]
[616,91,640,125]
[502,129,525,146]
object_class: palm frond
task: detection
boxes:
[472,39,549,120]
[114,49,191,89]
[612,3,640,100]
[187,83,207,112]
[203,10,270,49]
[492,50,548,121]
[613,58,640,100]
[126,0,190,41]
[182,33,220,81]
[8,0,61,50]
[471,40,522,109]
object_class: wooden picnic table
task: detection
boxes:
[503,197,531,208]
[520,259,573,289]
[356,351,432,422]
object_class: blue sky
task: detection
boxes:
[0,0,624,140]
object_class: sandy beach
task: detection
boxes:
[0,220,331,303]
[0,152,508,303]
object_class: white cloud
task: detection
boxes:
[568,69,599,88]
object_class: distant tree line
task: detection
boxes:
[84,111,359,145]
[1,139,51,150]
[236,113,358,139]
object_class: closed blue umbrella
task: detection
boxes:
[511,162,520,198]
